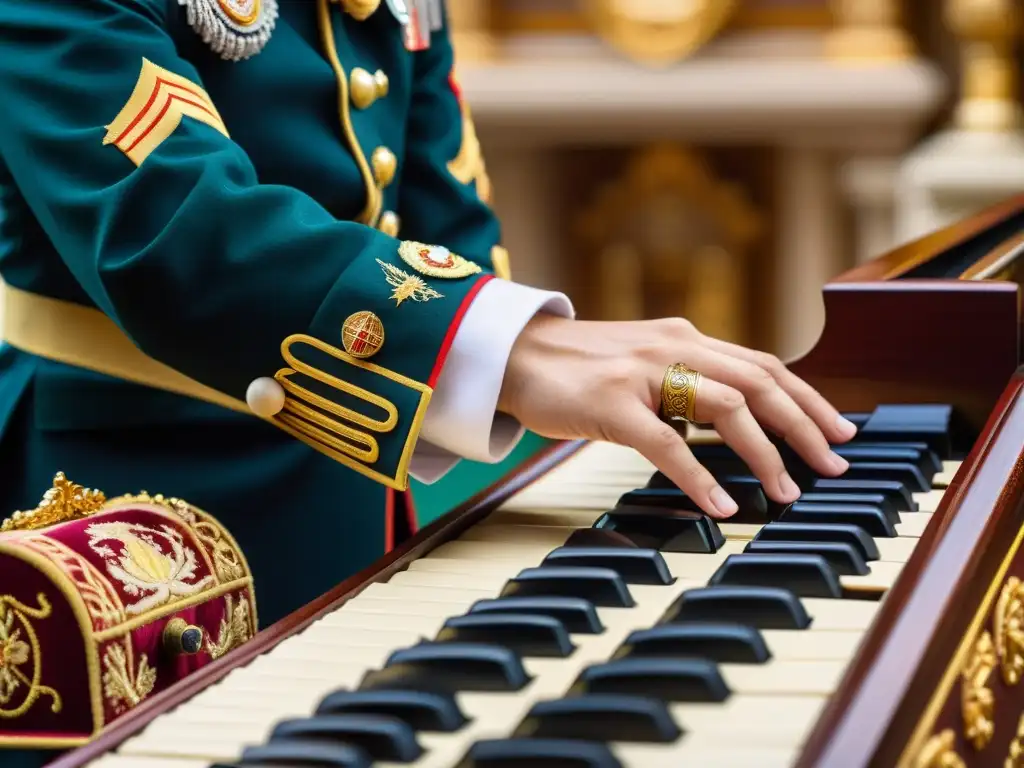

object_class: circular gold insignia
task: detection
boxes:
[342,311,385,359]
[181,0,278,61]
[218,0,260,26]
[397,241,482,279]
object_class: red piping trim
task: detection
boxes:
[427,274,493,387]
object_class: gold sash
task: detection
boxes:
[1,284,251,415]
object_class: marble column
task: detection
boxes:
[775,147,845,361]
[841,157,899,262]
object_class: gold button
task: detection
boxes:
[378,211,400,237]
[342,311,385,359]
[374,69,389,98]
[340,0,381,21]
[350,67,378,110]
[162,618,205,657]
[371,146,397,187]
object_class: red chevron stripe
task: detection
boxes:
[113,77,217,146]
[123,92,217,154]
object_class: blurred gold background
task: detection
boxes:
[448,0,1024,360]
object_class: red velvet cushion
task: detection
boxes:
[0,480,257,750]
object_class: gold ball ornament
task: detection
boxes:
[378,211,400,237]
[342,311,385,359]
[350,67,378,110]
[340,0,380,22]
[371,146,397,187]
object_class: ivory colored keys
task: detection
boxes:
[101,404,961,768]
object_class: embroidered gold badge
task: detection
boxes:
[377,259,444,306]
[397,241,481,279]
[103,59,229,166]
[447,71,492,204]
[342,311,385,359]
[179,0,279,61]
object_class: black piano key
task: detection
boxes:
[458,739,623,768]
[780,502,896,538]
[629,480,769,524]
[592,507,725,553]
[269,715,422,763]
[315,689,468,732]
[501,566,634,608]
[575,657,730,702]
[708,553,843,599]
[469,596,603,634]
[842,461,929,493]
[437,613,574,658]
[664,585,811,629]
[797,492,900,525]
[811,478,916,511]
[846,441,941,473]
[540,546,674,585]
[742,539,869,576]
[752,522,880,561]
[360,642,529,693]
[230,741,372,767]
[616,622,770,664]
[855,403,953,458]
[833,444,940,479]
[515,695,681,743]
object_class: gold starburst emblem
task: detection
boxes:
[377,259,444,306]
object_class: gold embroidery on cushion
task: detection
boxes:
[101,640,155,714]
[205,592,254,660]
[15,537,125,632]
[0,594,62,718]
[85,521,213,616]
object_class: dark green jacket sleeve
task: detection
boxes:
[0,0,491,490]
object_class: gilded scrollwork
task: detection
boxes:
[205,593,253,660]
[101,640,155,715]
[963,629,997,750]
[913,729,967,768]
[1006,713,1024,767]
[0,593,62,719]
[996,576,1024,685]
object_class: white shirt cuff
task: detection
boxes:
[408,278,574,484]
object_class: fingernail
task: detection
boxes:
[831,452,850,473]
[710,486,739,517]
[835,415,858,439]
[778,472,801,501]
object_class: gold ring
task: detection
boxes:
[661,363,701,423]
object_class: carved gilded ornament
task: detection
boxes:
[1007,713,1024,767]
[962,629,997,749]
[101,640,155,715]
[996,577,1024,684]
[913,729,966,768]
[586,0,737,66]
[0,594,61,719]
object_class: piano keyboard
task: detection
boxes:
[87,407,962,768]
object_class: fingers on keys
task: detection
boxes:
[608,403,738,519]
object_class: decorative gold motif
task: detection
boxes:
[586,0,738,66]
[0,594,61,719]
[216,0,261,26]
[205,593,253,660]
[996,576,1024,684]
[349,67,380,109]
[342,311,385,359]
[912,729,966,768]
[101,640,155,715]
[490,245,511,281]
[378,259,444,306]
[14,537,125,632]
[447,71,492,203]
[397,241,482,279]
[2,473,106,533]
[962,629,996,750]
[661,363,702,423]
[85,521,213,616]
[1007,713,1024,767]
[371,146,397,188]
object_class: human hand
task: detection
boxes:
[497,315,858,519]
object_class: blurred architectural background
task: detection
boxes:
[451,0,1024,360]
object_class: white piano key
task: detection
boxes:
[934,460,961,487]
[87,758,210,768]
[612,740,798,768]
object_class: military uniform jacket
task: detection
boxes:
[0,0,580,648]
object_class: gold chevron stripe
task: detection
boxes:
[103,58,229,166]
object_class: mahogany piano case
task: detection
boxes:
[0,473,258,751]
